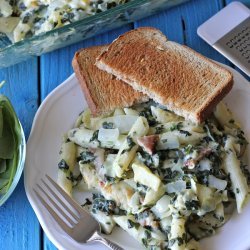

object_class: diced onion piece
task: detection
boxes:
[98,127,119,142]
[157,134,179,150]
[208,175,227,191]
[112,115,138,134]
[95,115,138,133]
[152,195,171,215]
[155,195,171,213]
[198,159,212,171]
[166,180,186,194]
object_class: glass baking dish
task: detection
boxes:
[0,0,189,68]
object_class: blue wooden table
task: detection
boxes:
[0,0,249,249]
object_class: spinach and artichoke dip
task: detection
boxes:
[0,0,130,42]
[57,101,250,250]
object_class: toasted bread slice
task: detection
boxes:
[72,45,148,116]
[96,27,233,123]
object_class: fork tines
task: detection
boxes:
[33,175,82,231]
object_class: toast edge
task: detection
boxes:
[96,27,168,62]
[72,50,100,116]
[195,74,234,123]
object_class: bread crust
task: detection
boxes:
[72,45,148,116]
[72,48,99,115]
[96,27,233,123]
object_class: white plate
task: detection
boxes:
[25,65,250,250]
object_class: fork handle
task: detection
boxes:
[87,231,124,250]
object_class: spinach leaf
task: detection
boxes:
[0,159,6,173]
[58,159,69,170]
[0,115,15,159]
[102,122,115,129]
[0,95,22,194]
[78,151,96,163]
[0,107,3,137]
[0,179,9,194]
[5,151,18,190]
[127,219,140,229]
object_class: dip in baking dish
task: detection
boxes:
[0,0,130,42]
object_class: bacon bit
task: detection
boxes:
[199,147,212,159]
[184,147,213,169]
[99,181,105,188]
[137,135,159,155]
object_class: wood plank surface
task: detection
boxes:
[0,59,41,250]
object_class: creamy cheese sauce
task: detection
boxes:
[58,101,250,249]
[0,0,130,42]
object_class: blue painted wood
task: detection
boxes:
[0,59,41,250]
[134,4,185,44]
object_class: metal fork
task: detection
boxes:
[33,175,124,250]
